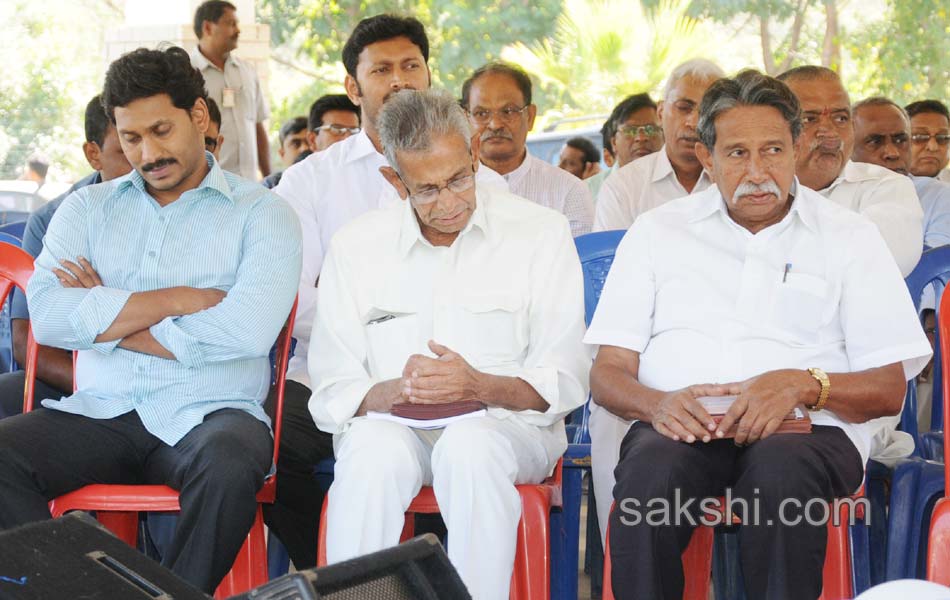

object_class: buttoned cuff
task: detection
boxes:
[150,317,203,368]
[68,286,132,354]
[310,378,379,435]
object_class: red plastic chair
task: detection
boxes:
[39,299,298,599]
[602,495,861,600]
[927,286,950,585]
[0,242,38,411]
[316,457,563,600]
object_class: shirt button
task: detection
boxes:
[148,251,156,258]
[158,215,165,222]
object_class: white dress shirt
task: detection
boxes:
[586,182,931,466]
[503,151,594,236]
[275,131,508,387]
[308,185,590,436]
[594,147,713,231]
[818,160,923,276]
[190,49,269,180]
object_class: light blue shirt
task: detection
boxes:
[26,154,302,446]
[913,175,950,249]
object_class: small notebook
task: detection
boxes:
[368,400,487,430]
[697,395,812,437]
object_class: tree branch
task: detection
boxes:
[821,0,841,69]
[778,0,809,73]
[759,15,777,76]
[270,54,322,80]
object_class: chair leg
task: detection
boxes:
[512,486,552,600]
[682,526,714,600]
[214,507,268,599]
[927,498,950,586]
[552,466,583,600]
[818,502,853,600]
[96,511,139,547]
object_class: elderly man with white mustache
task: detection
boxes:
[586,70,931,600]
[777,66,923,277]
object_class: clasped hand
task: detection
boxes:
[401,340,484,405]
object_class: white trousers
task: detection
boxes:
[327,415,562,600]
[588,403,633,545]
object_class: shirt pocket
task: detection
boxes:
[769,272,830,345]
[363,305,420,380]
[453,292,526,367]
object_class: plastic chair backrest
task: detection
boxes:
[904,246,950,450]
[0,232,22,247]
[571,230,626,444]
[575,230,627,327]
[0,243,36,411]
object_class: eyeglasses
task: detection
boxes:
[862,133,909,150]
[399,171,476,205]
[911,133,950,146]
[315,124,361,136]
[618,124,662,138]
[468,105,529,125]
[204,137,218,152]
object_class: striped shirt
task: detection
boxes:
[503,152,594,237]
[26,154,302,446]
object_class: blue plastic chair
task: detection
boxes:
[550,230,625,600]
[885,246,950,581]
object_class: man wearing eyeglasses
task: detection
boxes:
[906,100,950,184]
[310,88,588,600]
[594,59,723,232]
[270,14,507,570]
[778,66,922,277]
[461,61,594,236]
[852,97,950,249]
[306,94,361,152]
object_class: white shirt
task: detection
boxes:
[594,147,713,231]
[308,186,590,435]
[819,160,923,276]
[191,49,269,180]
[938,168,950,184]
[503,151,594,237]
[275,131,509,387]
[584,182,931,466]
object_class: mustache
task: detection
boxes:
[731,179,782,204]
[809,137,843,154]
[141,158,177,173]
[480,128,513,142]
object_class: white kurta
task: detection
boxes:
[309,186,589,599]
[584,182,932,543]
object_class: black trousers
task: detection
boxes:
[262,379,334,569]
[609,422,864,600]
[0,407,273,593]
[0,369,70,419]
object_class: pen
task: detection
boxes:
[783,263,792,283]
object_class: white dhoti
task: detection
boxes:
[326,415,564,600]
[588,402,633,545]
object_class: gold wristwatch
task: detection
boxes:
[806,367,830,411]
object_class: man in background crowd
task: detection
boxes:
[559,136,601,180]
[906,99,950,184]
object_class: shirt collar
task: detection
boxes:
[688,178,817,233]
[652,146,712,187]
[502,151,532,188]
[344,129,385,165]
[191,47,232,72]
[397,186,492,257]
[116,152,234,204]
[825,160,879,191]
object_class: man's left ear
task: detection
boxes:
[527,104,538,131]
[191,97,210,135]
[695,141,714,174]
[380,166,409,200]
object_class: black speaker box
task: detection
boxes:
[228,534,471,600]
[0,513,208,600]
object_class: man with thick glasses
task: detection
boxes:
[906,100,950,184]
[778,66,922,277]
[852,97,950,249]
[461,61,594,236]
[594,59,723,233]
[310,89,588,600]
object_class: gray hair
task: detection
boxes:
[377,88,472,175]
[662,58,725,99]
[853,96,910,121]
[697,69,803,149]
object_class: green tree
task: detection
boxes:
[500,0,707,126]
[258,0,562,130]
[0,0,122,181]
